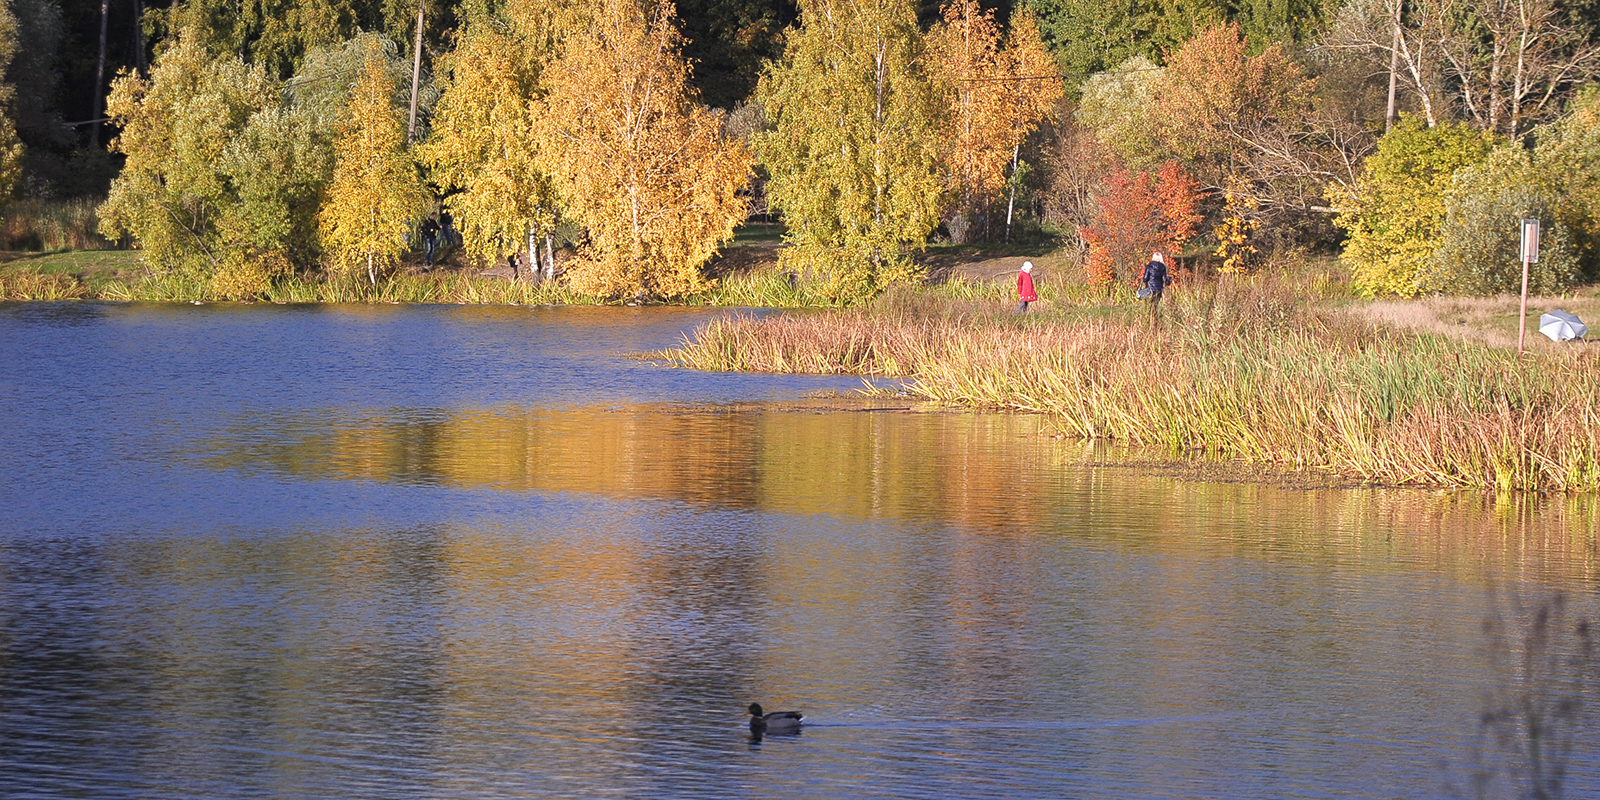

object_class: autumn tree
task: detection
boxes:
[1154,25,1311,175]
[0,1,22,201]
[755,0,943,303]
[99,30,279,277]
[425,27,542,272]
[1078,162,1201,287]
[926,1,1062,241]
[320,48,429,286]
[532,0,750,299]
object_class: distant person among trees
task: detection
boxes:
[1139,252,1170,319]
[420,213,441,267]
[1017,260,1037,313]
[439,210,458,248]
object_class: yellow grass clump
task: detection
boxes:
[661,278,1600,492]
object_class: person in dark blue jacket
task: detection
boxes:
[1140,252,1171,320]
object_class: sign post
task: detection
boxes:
[1518,218,1540,354]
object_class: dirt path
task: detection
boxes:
[1350,293,1600,350]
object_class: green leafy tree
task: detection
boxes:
[320,49,429,286]
[100,31,413,297]
[676,0,798,110]
[1074,55,1164,166]
[1025,0,1227,84]
[1336,117,1495,297]
[147,0,457,80]
[1531,91,1600,278]
[755,0,944,303]
[99,30,279,277]
[1426,147,1578,296]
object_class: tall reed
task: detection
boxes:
[661,276,1600,491]
[94,270,596,305]
[0,268,89,300]
[1,199,114,251]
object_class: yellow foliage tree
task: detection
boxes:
[755,0,944,303]
[421,1,582,273]
[533,0,751,299]
[99,30,279,275]
[320,50,429,286]
[926,1,1061,239]
[0,1,22,200]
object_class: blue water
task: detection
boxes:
[2,301,1596,799]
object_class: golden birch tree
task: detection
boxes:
[0,1,22,200]
[533,0,751,299]
[320,50,429,286]
[925,2,1061,241]
[421,0,582,272]
[755,0,943,303]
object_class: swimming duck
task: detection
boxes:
[747,703,804,733]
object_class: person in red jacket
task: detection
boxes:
[1017,260,1038,313]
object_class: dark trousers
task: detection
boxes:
[423,236,438,265]
[1018,301,1030,313]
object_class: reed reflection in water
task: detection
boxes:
[3,403,1596,798]
[4,303,1599,799]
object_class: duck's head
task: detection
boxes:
[747,703,764,717]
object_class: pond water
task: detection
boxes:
[2,302,1597,800]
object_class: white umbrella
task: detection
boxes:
[1539,310,1588,342]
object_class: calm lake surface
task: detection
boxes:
[2,301,1597,799]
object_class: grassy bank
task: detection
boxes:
[661,276,1600,492]
[0,252,597,305]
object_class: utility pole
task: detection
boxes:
[92,0,110,149]
[408,2,425,143]
[1385,0,1401,131]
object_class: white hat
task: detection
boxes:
[1021,261,1033,272]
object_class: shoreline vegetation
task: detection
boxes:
[660,268,1600,493]
[9,243,1600,493]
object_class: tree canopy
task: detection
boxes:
[756,0,944,303]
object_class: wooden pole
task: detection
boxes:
[1518,254,1530,354]
[408,3,425,143]
[1518,218,1538,355]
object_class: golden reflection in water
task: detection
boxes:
[201,404,1599,586]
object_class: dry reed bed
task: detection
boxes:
[663,291,1600,492]
[0,268,89,300]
